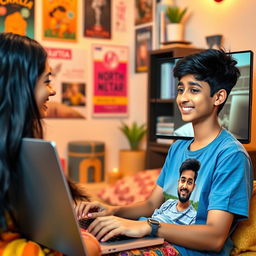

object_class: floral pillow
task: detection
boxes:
[97,169,161,206]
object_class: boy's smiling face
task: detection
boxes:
[176,74,218,124]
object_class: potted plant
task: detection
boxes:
[119,122,147,176]
[165,6,187,42]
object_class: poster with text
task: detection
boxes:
[42,0,77,42]
[45,47,87,119]
[84,0,111,39]
[93,44,128,117]
[135,26,152,73]
[0,0,34,37]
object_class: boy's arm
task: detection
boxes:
[90,208,233,252]
[75,185,164,220]
[157,209,234,252]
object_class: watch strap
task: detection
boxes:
[147,218,160,237]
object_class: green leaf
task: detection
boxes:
[166,6,187,23]
[119,122,147,150]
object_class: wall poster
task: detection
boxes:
[93,44,128,117]
[45,47,87,119]
[135,0,153,26]
[84,0,111,39]
[135,25,152,73]
[0,0,35,37]
[114,0,127,32]
[42,0,77,42]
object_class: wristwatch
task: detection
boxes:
[147,218,160,237]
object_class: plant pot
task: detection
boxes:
[166,23,184,42]
[119,150,146,176]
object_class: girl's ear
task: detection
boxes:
[214,89,227,106]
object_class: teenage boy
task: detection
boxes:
[75,49,253,256]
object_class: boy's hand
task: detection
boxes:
[87,216,151,241]
[74,201,116,219]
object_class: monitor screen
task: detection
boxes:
[156,50,253,144]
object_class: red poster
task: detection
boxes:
[93,44,128,117]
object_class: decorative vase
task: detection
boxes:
[166,23,184,42]
[119,150,146,176]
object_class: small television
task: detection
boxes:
[156,50,253,144]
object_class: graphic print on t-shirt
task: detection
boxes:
[152,158,201,225]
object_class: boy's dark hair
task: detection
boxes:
[173,49,241,113]
[179,158,200,182]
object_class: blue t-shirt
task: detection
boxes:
[157,129,253,256]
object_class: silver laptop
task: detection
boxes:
[12,138,164,255]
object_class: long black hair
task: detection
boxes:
[0,33,90,230]
[0,33,47,229]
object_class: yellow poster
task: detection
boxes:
[42,0,77,42]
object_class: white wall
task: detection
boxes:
[38,0,256,174]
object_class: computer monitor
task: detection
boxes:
[156,50,253,144]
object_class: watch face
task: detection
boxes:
[148,218,160,225]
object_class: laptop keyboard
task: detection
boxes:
[78,218,131,243]
[78,218,94,230]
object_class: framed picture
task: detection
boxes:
[62,82,86,106]
[135,0,153,26]
[135,26,152,73]
[92,44,128,117]
[84,0,111,39]
[42,0,78,42]
[0,1,35,38]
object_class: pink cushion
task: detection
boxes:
[97,169,161,205]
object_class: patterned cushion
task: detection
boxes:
[231,180,256,255]
[97,169,161,205]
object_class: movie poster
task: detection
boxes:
[45,47,87,119]
[42,0,77,42]
[93,44,128,117]
[84,0,111,39]
[0,0,35,38]
[135,26,152,73]
[135,0,153,26]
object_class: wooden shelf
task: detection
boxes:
[149,99,175,103]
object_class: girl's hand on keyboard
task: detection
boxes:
[87,216,151,242]
[74,201,116,219]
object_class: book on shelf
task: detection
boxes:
[156,122,174,127]
[157,115,173,123]
[160,63,176,99]
[156,116,174,136]
[156,138,174,145]
[156,123,174,135]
